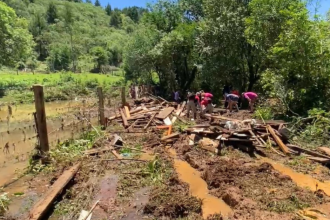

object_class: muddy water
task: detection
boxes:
[262,158,330,196]
[167,147,232,219]
[0,99,99,187]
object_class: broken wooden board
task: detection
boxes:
[163,117,172,126]
[287,145,330,159]
[27,163,81,220]
[156,107,175,120]
[317,147,330,157]
[85,146,112,155]
[161,132,180,141]
[124,106,131,119]
[307,156,330,164]
[111,150,123,159]
[176,101,186,116]
[144,113,157,130]
[267,125,290,155]
[120,109,129,128]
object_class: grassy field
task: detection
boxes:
[0,72,125,103]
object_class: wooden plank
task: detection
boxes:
[176,101,186,116]
[111,150,123,159]
[267,125,290,155]
[27,163,81,220]
[120,109,129,128]
[144,113,157,130]
[124,106,131,119]
[317,147,330,157]
[287,145,330,159]
[307,156,330,164]
[156,107,175,119]
[157,96,169,103]
[161,132,180,141]
[84,146,112,155]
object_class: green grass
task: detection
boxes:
[0,72,125,103]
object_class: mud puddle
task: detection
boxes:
[168,147,232,219]
[262,158,330,196]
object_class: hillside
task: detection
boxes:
[1,0,140,73]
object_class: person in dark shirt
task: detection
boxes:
[187,92,197,120]
[223,85,231,108]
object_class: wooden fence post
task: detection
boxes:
[97,87,105,127]
[121,87,126,107]
[33,85,49,161]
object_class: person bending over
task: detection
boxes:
[242,92,258,112]
[226,94,239,112]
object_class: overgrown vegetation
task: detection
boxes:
[0,72,124,103]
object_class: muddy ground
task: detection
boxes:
[2,109,330,220]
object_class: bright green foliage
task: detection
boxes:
[247,0,330,114]
[0,2,34,67]
[91,46,109,70]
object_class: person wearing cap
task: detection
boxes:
[187,92,197,120]
[226,94,239,112]
[242,92,258,112]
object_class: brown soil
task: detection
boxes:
[176,144,330,220]
[143,173,202,218]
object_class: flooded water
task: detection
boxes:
[167,147,232,219]
[0,99,100,187]
[262,158,330,196]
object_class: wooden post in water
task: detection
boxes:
[33,85,49,162]
[121,87,126,107]
[97,87,105,127]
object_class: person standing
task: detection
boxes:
[187,92,197,120]
[242,92,258,112]
[174,90,180,104]
[195,92,201,110]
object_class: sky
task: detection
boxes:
[97,0,330,17]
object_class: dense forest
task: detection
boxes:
[1,0,330,116]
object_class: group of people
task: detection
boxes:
[223,85,258,113]
[174,90,214,121]
[174,86,258,120]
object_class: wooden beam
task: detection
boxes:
[33,85,49,161]
[176,101,186,116]
[267,125,290,154]
[144,113,157,130]
[124,106,131,119]
[27,163,81,220]
[111,150,123,159]
[120,109,128,128]
[317,147,330,157]
[97,87,105,127]
[161,132,180,141]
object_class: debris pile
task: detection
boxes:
[107,95,330,165]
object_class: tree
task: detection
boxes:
[85,0,92,3]
[105,3,112,16]
[110,10,122,28]
[91,46,108,71]
[46,1,58,24]
[94,0,101,7]
[0,2,34,67]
